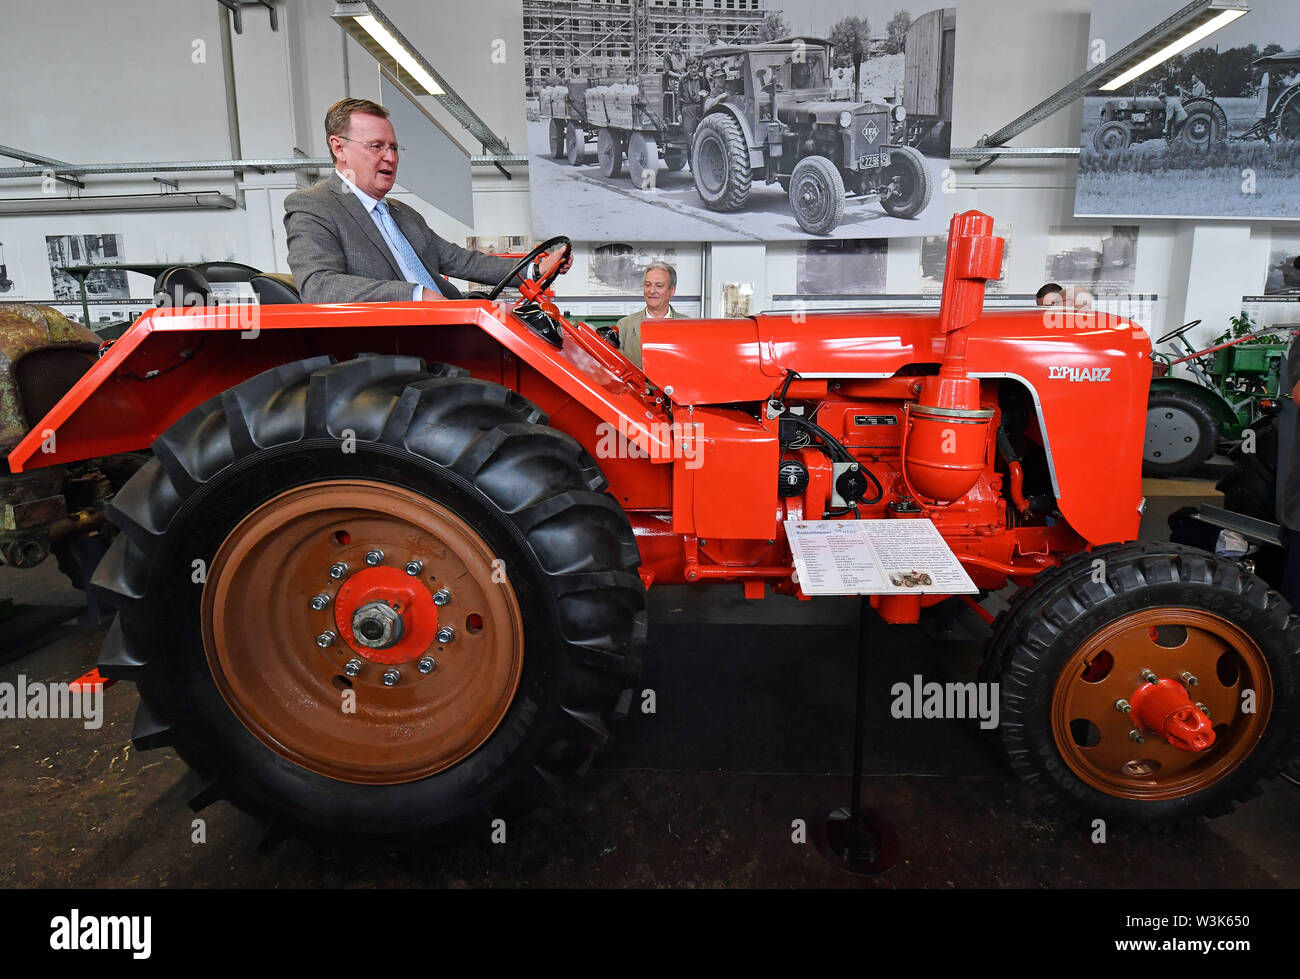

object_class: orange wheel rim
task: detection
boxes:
[201,480,524,785]
[1051,608,1271,801]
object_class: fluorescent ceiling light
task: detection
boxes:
[353,14,444,96]
[1101,8,1247,90]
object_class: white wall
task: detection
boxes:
[0,0,1285,345]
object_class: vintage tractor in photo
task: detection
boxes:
[1145,315,1295,477]
[688,37,932,235]
[1090,95,1228,152]
[6,212,1297,840]
[559,37,932,236]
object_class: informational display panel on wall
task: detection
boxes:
[1076,0,1300,220]
[523,2,956,240]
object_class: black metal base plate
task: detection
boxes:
[813,805,901,876]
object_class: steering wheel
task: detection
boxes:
[477,235,572,303]
[1157,319,1201,344]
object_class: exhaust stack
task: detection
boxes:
[902,211,1005,504]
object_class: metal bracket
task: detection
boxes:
[217,0,278,34]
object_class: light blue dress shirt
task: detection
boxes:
[336,169,436,300]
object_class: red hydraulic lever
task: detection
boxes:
[1129,678,1215,752]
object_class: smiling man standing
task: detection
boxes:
[614,261,680,369]
[285,98,565,302]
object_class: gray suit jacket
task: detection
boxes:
[283,170,522,302]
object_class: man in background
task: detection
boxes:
[1159,91,1189,143]
[615,261,680,369]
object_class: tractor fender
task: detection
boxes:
[7,300,679,476]
[1148,376,1237,427]
[701,102,766,170]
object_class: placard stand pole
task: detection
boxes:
[814,596,900,875]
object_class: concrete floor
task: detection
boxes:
[1,478,1297,888]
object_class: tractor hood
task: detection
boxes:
[778,98,886,127]
[640,308,1152,546]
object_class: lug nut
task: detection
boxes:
[417,656,436,674]
[382,669,400,686]
[1196,702,1212,718]
[1129,729,1145,744]
[432,588,451,606]
[329,562,349,580]
[344,658,364,677]
[405,559,424,576]
[1140,669,1158,684]
[1114,699,1132,714]
[316,630,337,648]
[310,593,331,611]
[365,549,385,566]
[436,626,456,644]
[1180,671,1199,687]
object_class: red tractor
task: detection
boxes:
[5,212,1296,838]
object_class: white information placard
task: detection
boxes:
[784,519,978,597]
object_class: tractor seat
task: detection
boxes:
[154,266,213,309]
[195,261,262,283]
[251,274,302,304]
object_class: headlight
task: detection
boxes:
[891,104,907,123]
[838,110,852,129]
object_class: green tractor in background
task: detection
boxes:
[1144,313,1296,478]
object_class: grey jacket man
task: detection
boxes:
[614,305,681,369]
[283,170,521,302]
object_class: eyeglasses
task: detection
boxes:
[336,135,404,154]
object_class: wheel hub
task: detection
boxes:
[1145,406,1200,463]
[1128,675,1215,752]
[351,601,404,650]
[333,565,437,664]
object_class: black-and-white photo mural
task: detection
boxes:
[1265,231,1300,294]
[1076,0,1300,220]
[524,1,956,240]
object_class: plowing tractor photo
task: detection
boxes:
[2,212,1296,840]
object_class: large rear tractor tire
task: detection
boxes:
[984,542,1300,829]
[91,355,645,838]
[691,112,752,212]
[878,144,933,219]
[1180,101,1227,149]
[1144,387,1219,477]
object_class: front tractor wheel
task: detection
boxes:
[1092,121,1131,153]
[788,155,845,236]
[878,144,933,219]
[985,543,1299,829]
[91,356,645,837]
[691,112,752,211]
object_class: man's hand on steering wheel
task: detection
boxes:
[534,247,573,285]
[480,235,573,303]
